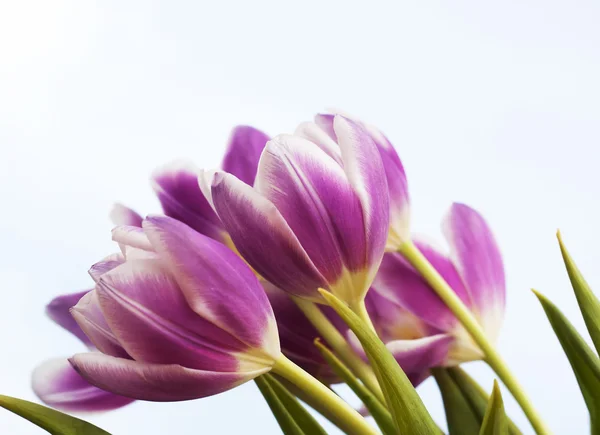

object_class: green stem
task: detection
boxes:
[314,338,396,435]
[271,355,378,435]
[398,240,550,435]
[292,297,385,404]
[351,299,377,333]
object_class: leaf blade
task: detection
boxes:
[533,289,600,431]
[557,231,600,356]
[0,394,111,435]
[433,368,481,435]
[444,367,522,435]
[265,374,327,435]
[479,381,508,435]
[255,375,306,435]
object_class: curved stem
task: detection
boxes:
[398,240,550,435]
[271,355,378,435]
[292,297,385,404]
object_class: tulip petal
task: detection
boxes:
[316,113,409,248]
[256,135,368,300]
[373,245,471,332]
[96,258,250,371]
[443,203,505,339]
[333,116,389,283]
[71,290,130,359]
[142,215,279,359]
[109,203,143,227]
[89,253,125,283]
[221,125,269,185]
[365,290,429,343]
[32,358,133,412]
[70,353,262,402]
[112,226,153,253]
[46,291,93,347]
[294,122,342,164]
[208,171,328,301]
[369,134,409,249]
[152,161,224,241]
[386,334,454,386]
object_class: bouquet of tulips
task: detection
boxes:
[2,111,599,435]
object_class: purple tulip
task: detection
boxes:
[201,115,390,305]
[150,126,269,245]
[68,216,280,401]
[371,203,505,364]
[298,112,410,251]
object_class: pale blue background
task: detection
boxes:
[1,1,599,433]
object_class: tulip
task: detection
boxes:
[201,115,389,306]
[298,112,410,250]
[151,126,269,245]
[371,203,505,363]
[69,215,280,401]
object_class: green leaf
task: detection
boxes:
[479,381,508,435]
[314,338,396,435]
[256,375,305,435]
[319,289,438,434]
[265,374,327,435]
[0,394,111,435]
[435,369,522,435]
[557,231,600,356]
[270,375,349,434]
[255,374,327,435]
[433,368,482,435]
[533,289,600,432]
[442,368,522,435]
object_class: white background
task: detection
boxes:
[1,1,599,433]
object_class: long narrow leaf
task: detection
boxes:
[314,338,396,435]
[479,381,508,435]
[271,375,349,433]
[0,395,110,435]
[533,289,600,432]
[255,375,305,435]
[265,374,327,435]
[433,369,481,435]
[557,231,600,356]
[320,289,438,434]
[444,368,522,435]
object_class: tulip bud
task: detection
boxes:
[371,203,505,364]
[201,115,389,306]
[69,216,280,401]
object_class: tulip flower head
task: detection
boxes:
[372,203,505,364]
[201,115,390,307]
[69,216,280,401]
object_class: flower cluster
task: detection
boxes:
[30,111,509,434]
